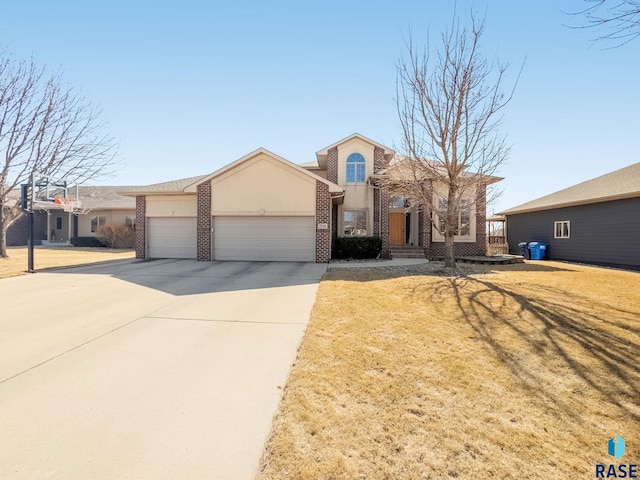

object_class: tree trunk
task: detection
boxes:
[444,231,456,268]
[0,217,7,258]
[444,188,457,268]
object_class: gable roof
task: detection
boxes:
[183,148,343,194]
[499,162,640,215]
[315,133,395,165]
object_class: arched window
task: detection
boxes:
[346,153,365,183]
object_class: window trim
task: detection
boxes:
[346,153,366,183]
[342,208,368,236]
[90,215,106,233]
[554,220,570,239]
[436,198,472,237]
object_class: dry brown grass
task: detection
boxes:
[257,261,640,479]
[0,246,135,278]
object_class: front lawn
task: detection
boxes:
[0,246,135,278]
[257,261,639,479]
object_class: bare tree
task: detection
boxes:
[389,16,516,268]
[568,0,640,46]
[0,48,119,257]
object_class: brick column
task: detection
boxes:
[135,196,146,259]
[326,147,338,183]
[373,146,385,173]
[316,181,331,263]
[197,182,212,261]
[373,188,380,236]
[418,207,431,257]
[474,184,487,255]
[379,185,390,258]
[326,147,339,242]
[418,181,433,257]
[373,146,390,257]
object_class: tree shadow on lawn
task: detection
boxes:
[429,275,640,423]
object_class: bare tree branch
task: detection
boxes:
[566,0,640,47]
[387,14,518,267]
[0,48,120,257]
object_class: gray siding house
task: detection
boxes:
[499,162,640,270]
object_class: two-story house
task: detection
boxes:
[123,133,496,262]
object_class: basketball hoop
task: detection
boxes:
[54,197,90,215]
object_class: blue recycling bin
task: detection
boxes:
[528,242,548,260]
[518,242,531,260]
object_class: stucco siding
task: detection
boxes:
[145,195,197,218]
[335,138,376,236]
[506,197,640,268]
[77,209,136,237]
[210,153,316,215]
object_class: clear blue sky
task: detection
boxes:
[1,1,638,213]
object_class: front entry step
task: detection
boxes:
[390,246,425,259]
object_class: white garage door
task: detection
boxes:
[147,217,197,258]
[213,216,315,262]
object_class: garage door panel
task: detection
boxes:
[148,217,197,259]
[214,216,315,262]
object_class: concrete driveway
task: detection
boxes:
[0,259,326,480]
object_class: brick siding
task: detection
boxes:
[326,147,338,183]
[316,181,331,262]
[379,186,390,258]
[373,146,390,257]
[197,182,212,261]
[373,146,386,173]
[418,207,431,256]
[373,188,380,236]
[135,196,146,259]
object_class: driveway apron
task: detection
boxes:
[0,260,326,480]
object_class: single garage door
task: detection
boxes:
[213,216,315,262]
[147,217,197,258]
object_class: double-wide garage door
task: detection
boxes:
[147,217,197,259]
[213,216,315,262]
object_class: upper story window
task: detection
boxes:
[346,153,365,183]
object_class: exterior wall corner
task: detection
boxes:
[315,181,331,262]
[135,196,146,259]
[197,182,212,261]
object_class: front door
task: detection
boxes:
[390,213,406,246]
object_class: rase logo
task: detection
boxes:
[610,436,627,460]
[596,436,637,478]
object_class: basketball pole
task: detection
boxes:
[28,172,35,273]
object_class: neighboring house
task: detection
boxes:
[6,186,136,246]
[499,162,640,269]
[124,133,498,262]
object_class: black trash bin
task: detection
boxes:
[518,242,530,260]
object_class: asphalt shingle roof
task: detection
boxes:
[500,162,640,215]
[120,175,208,194]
